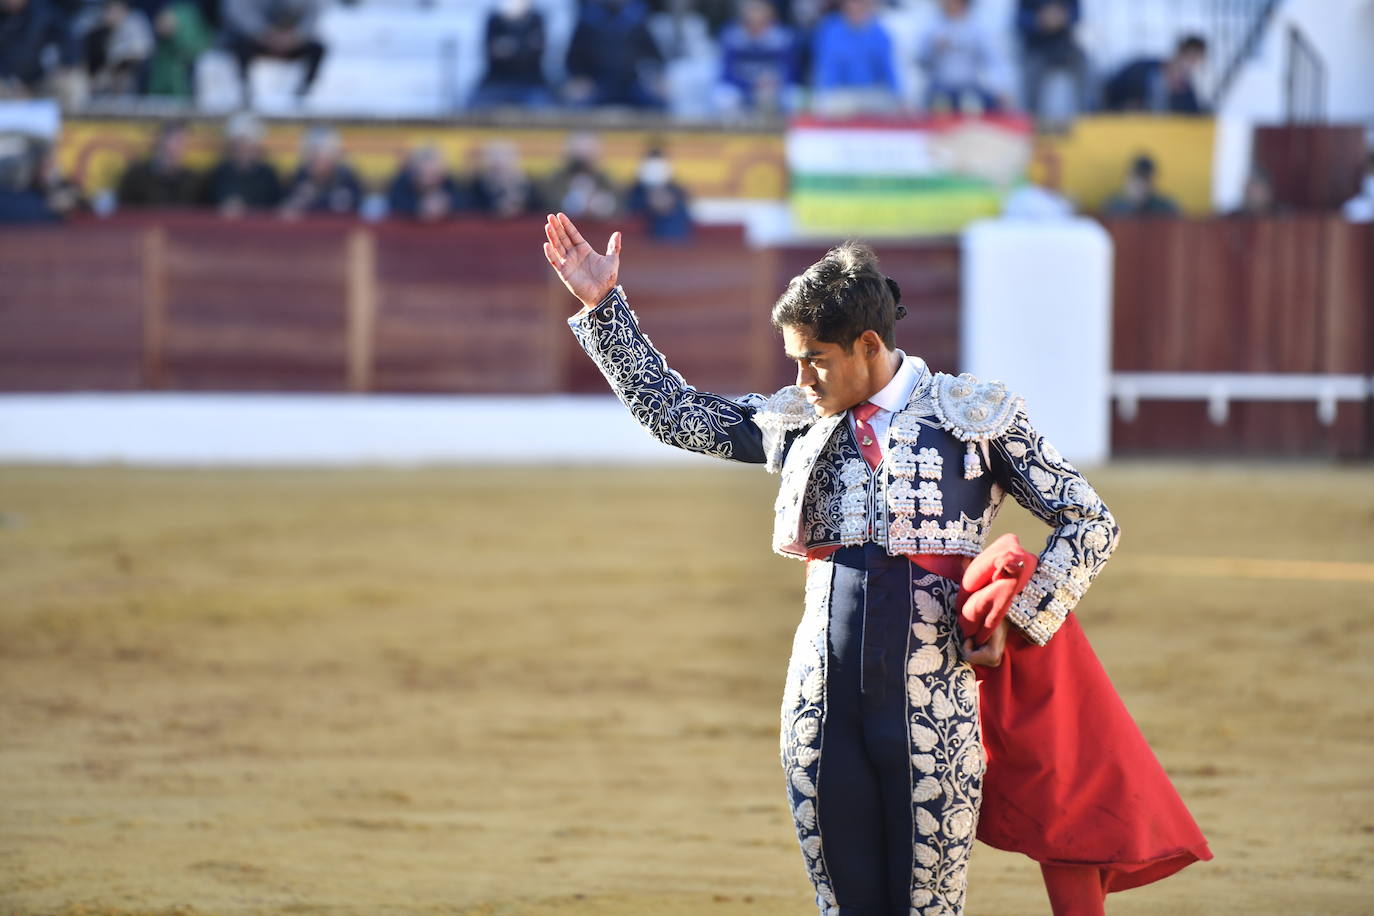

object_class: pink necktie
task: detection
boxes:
[852,401,883,470]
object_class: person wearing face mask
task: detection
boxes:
[625,147,690,239]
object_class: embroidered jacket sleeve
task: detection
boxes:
[569,285,805,465]
[989,407,1121,646]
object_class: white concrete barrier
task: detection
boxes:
[960,217,1114,465]
[0,394,710,466]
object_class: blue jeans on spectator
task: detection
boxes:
[1022,44,1090,122]
[926,83,1001,114]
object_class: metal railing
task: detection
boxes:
[1284,24,1327,122]
[1209,0,1283,103]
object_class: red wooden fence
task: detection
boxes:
[1106,217,1373,458]
[3,214,1370,457]
[0,216,961,400]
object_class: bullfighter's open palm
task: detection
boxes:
[543,212,622,312]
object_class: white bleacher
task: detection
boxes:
[307,4,479,115]
[300,0,574,117]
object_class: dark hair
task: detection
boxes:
[1178,34,1207,55]
[771,241,905,350]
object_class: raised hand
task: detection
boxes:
[543,212,622,312]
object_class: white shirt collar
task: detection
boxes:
[865,350,924,414]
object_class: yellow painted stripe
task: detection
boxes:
[1126,555,1374,583]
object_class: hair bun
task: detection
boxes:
[885,276,906,320]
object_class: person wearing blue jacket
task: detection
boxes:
[811,0,898,114]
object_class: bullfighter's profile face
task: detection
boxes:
[782,324,890,419]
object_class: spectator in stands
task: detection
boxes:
[116,120,201,208]
[649,0,712,63]
[626,146,691,240]
[1102,154,1179,217]
[810,0,899,116]
[222,0,326,104]
[471,0,551,109]
[1341,152,1374,223]
[0,0,80,98]
[32,137,85,217]
[1015,0,1088,125]
[0,133,57,222]
[1103,35,1208,114]
[387,145,466,222]
[279,125,362,218]
[542,132,618,221]
[918,0,1005,114]
[685,0,734,36]
[468,140,539,218]
[716,0,798,114]
[83,0,153,97]
[784,0,824,93]
[202,111,282,216]
[145,0,212,99]
[647,0,714,116]
[1225,167,1283,218]
[565,0,664,109]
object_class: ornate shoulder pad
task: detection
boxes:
[931,372,1024,479]
[751,385,818,473]
[931,372,1022,441]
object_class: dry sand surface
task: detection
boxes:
[2,462,1372,915]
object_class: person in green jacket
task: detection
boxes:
[146,1,211,99]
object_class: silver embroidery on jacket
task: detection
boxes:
[991,408,1120,645]
[931,372,1022,479]
[569,287,765,461]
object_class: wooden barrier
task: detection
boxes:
[1107,217,1374,457]
[4,215,1369,458]
[0,224,146,391]
[0,216,960,400]
[1251,125,1367,211]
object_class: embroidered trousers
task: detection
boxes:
[782,544,983,916]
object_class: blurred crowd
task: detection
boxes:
[0,0,1215,124]
[11,109,1372,228]
[491,0,1215,123]
[0,114,697,235]
[0,0,323,105]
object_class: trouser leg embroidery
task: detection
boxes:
[784,551,982,916]
[905,571,983,915]
[782,560,840,915]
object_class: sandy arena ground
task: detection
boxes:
[2,462,1372,915]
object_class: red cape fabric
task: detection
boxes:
[955,533,1037,642]
[960,535,1213,891]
